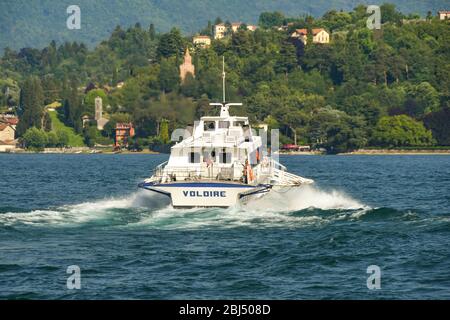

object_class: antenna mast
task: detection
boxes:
[222,56,226,103]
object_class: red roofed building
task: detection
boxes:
[290,28,330,45]
[115,123,135,149]
[312,28,330,44]
[291,28,308,44]
[0,122,17,152]
[438,11,450,20]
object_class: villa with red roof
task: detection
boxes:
[290,28,330,45]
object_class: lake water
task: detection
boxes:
[0,154,449,299]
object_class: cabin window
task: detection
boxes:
[219,121,230,129]
[233,121,245,127]
[204,121,215,131]
[219,152,232,164]
[188,152,201,163]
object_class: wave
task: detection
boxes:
[242,185,367,212]
[0,185,429,230]
[0,191,169,227]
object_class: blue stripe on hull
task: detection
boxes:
[142,182,253,188]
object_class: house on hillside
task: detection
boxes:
[290,28,330,45]
[0,116,18,152]
[193,35,211,48]
[214,22,257,39]
[290,29,308,44]
[438,11,450,20]
[45,101,62,112]
[115,123,135,149]
[312,28,330,44]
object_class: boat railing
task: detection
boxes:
[154,164,244,183]
[153,161,169,177]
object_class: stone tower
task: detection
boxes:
[180,49,195,83]
[95,96,109,130]
[95,97,103,121]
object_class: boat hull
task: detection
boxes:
[139,181,271,208]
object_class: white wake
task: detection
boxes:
[0,186,367,229]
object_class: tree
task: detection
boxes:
[16,77,45,136]
[180,73,198,97]
[380,3,404,25]
[372,115,435,147]
[159,120,170,143]
[159,59,180,93]
[423,107,450,146]
[62,80,83,134]
[258,12,285,29]
[405,82,440,116]
[83,125,98,147]
[275,42,298,75]
[46,131,59,147]
[22,127,47,151]
[85,89,108,112]
[56,131,70,147]
[157,28,184,59]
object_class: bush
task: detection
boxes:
[371,115,435,148]
[22,127,47,151]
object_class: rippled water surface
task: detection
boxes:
[1,154,449,299]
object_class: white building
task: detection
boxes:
[438,11,450,20]
[290,28,330,45]
[0,120,17,152]
[312,28,330,44]
[193,35,212,48]
[214,23,258,40]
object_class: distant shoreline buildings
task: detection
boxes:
[290,28,330,45]
[214,22,258,39]
[438,10,450,20]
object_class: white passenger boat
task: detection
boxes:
[139,59,313,208]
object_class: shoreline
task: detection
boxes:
[3,149,450,156]
[1,149,161,155]
[278,149,450,156]
[343,149,450,155]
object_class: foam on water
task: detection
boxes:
[0,186,368,229]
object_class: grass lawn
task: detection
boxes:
[48,111,85,147]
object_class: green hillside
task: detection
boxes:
[48,111,85,147]
[0,0,448,51]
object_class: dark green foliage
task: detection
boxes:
[372,115,435,147]
[1,0,447,51]
[423,108,450,146]
[259,12,286,29]
[22,127,70,150]
[16,77,44,136]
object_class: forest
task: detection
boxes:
[0,4,449,153]
[0,0,446,50]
